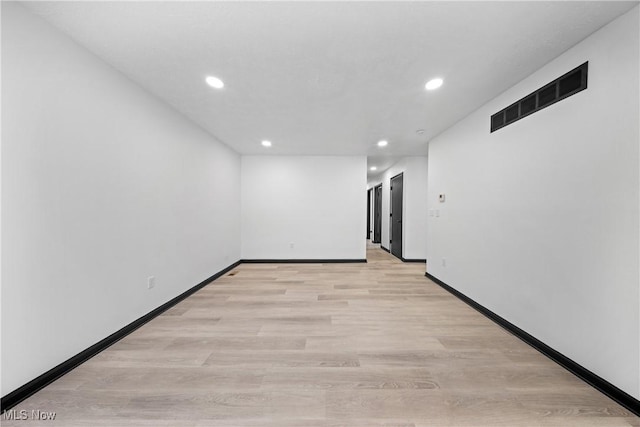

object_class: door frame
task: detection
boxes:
[390,172,404,260]
[373,184,382,243]
[366,188,372,239]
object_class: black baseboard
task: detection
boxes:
[380,246,390,253]
[241,259,366,264]
[1,261,241,411]
[424,272,640,416]
[9,262,636,415]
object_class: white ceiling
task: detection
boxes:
[22,1,638,178]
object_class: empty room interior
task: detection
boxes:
[2,1,640,425]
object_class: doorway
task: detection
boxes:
[390,173,403,259]
[366,188,372,239]
[373,184,382,243]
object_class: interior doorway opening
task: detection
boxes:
[373,184,382,244]
[390,173,403,260]
[367,188,372,240]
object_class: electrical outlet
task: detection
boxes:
[441,258,446,267]
[289,242,294,249]
[147,276,155,289]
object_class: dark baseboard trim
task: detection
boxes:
[401,258,426,263]
[424,272,640,416]
[1,261,241,411]
[380,246,390,253]
[241,259,366,264]
[11,262,636,415]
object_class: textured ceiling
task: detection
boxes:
[22,1,638,177]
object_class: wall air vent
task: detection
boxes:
[490,62,588,133]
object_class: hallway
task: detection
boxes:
[5,244,635,426]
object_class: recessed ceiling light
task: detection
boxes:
[370,166,377,171]
[416,129,425,134]
[205,76,224,89]
[377,140,388,147]
[425,78,443,91]
[261,140,272,147]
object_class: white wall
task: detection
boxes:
[369,157,428,260]
[427,6,639,398]
[241,156,366,260]
[1,3,241,395]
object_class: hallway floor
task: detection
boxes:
[5,243,638,426]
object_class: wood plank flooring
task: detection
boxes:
[4,243,638,426]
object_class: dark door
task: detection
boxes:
[373,184,382,243]
[366,189,372,239]
[390,173,403,259]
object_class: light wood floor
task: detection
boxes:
[5,243,638,426]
